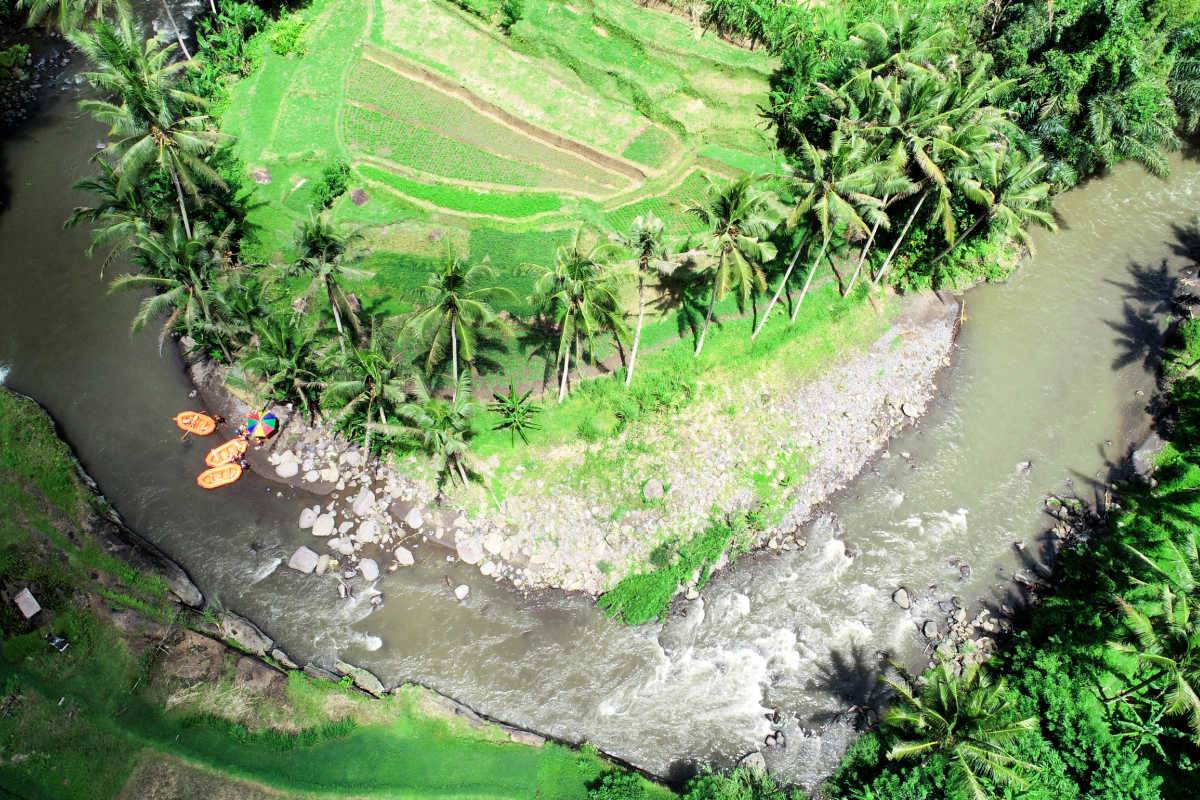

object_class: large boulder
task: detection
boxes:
[359,558,380,582]
[312,513,336,537]
[335,660,385,697]
[454,584,471,601]
[892,587,912,610]
[275,452,299,478]
[352,488,375,518]
[737,751,767,775]
[404,507,424,530]
[216,612,273,656]
[484,532,505,556]
[456,536,484,565]
[287,546,320,574]
[394,546,415,567]
[354,519,379,543]
[298,506,318,529]
[642,478,665,501]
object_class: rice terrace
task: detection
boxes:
[225,0,782,264]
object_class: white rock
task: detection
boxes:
[480,560,496,576]
[312,513,336,537]
[338,520,354,534]
[454,584,470,601]
[393,546,414,566]
[359,558,380,582]
[314,554,330,576]
[456,536,484,565]
[303,470,319,483]
[404,507,424,529]
[287,546,319,574]
[298,507,318,529]
[352,488,375,517]
[355,519,379,543]
[341,450,364,467]
[328,537,355,556]
[268,452,282,466]
[484,532,504,556]
[320,466,339,483]
[275,453,299,478]
[642,478,664,501]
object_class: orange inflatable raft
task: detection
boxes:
[174,411,216,436]
[197,463,242,489]
[205,438,248,468]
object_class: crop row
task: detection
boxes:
[604,170,711,235]
[358,164,564,219]
[346,57,627,190]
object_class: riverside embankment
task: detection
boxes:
[0,47,1189,791]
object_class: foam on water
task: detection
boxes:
[249,557,281,585]
[0,363,9,385]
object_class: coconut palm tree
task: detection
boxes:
[316,323,410,452]
[404,255,514,399]
[756,132,898,338]
[239,316,321,414]
[686,175,777,355]
[64,156,160,276]
[610,212,670,385]
[525,234,626,402]
[372,373,477,486]
[882,658,1039,800]
[108,218,230,358]
[274,215,373,354]
[930,148,1056,267]
[1109,589,1200,741]
[18,0,126,34]
[71,14,223,239]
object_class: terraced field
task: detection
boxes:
[223,0,782,273]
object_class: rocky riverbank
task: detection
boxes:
[185,290,960,602]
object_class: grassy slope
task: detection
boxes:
[0,388,672,799]
[223,0,781,270]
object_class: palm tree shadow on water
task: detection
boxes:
[1104,257,1175,371]
[804,642,894,732]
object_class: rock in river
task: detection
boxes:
[359,558,379,582]
[454,584,470,601]
[354,518,379,543]
[275,452,299,478]
[298,506,318,529]
[393,546,414,567]
[287,546,319,574]
[352,487,375,517]
[456,536,484,565]
[892,586,912,609]
[404,507,424,530]
[311,513,335,537]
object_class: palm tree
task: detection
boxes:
[373,373,477,486]
[610,212,670,385]
[276,215,373,354]
[930,148,1056,266]
[64,157,160,276]
[525,234,626,402]
[404,255,513,399]
[756,132,897,338]
[239,316,321,414]
[18,0,126,34]
[882,658,1039,800]
[686,175,777,355]
[1109,589,1200,741]
[316,323,410,452]
[71,14,224,239]
[108,219,229,358]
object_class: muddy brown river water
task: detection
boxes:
[0,58,1192,788]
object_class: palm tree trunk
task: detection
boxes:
[626,272,645,386]
[790,234,831,324]
[364,398,373,452]
[456,456,470,487]
[451,321,459,401]
[160,0,193,61]
[753,232,808,339]
[873,190,928,288]
[845,196,888,296]
[558,343,571,402]
[930,211,988,267]
[171,170,192,239]
[694,253,723,357]
[209,0,217,15]
[328,283,346,355]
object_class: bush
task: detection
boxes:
[312,158,351,209]
[589,771,647,800]
[268,12,308,56]
[499,0,523,32]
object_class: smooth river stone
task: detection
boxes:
[352,488,375,517]
[275,453,299,478]
[298,507,318,529]
[311,513,335,537]
[454,584,470,601]
[483,532,504,556]
[359,558,379,582]
[354,519,379,543]
[287,546,319,574]
[456,536,484,565]
[404,507,424,530]
[393,546,414,567]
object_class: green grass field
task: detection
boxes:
[223,0,781,266]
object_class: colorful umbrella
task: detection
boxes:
[246,411,278,439]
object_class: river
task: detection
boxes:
[0,48,1189,788]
